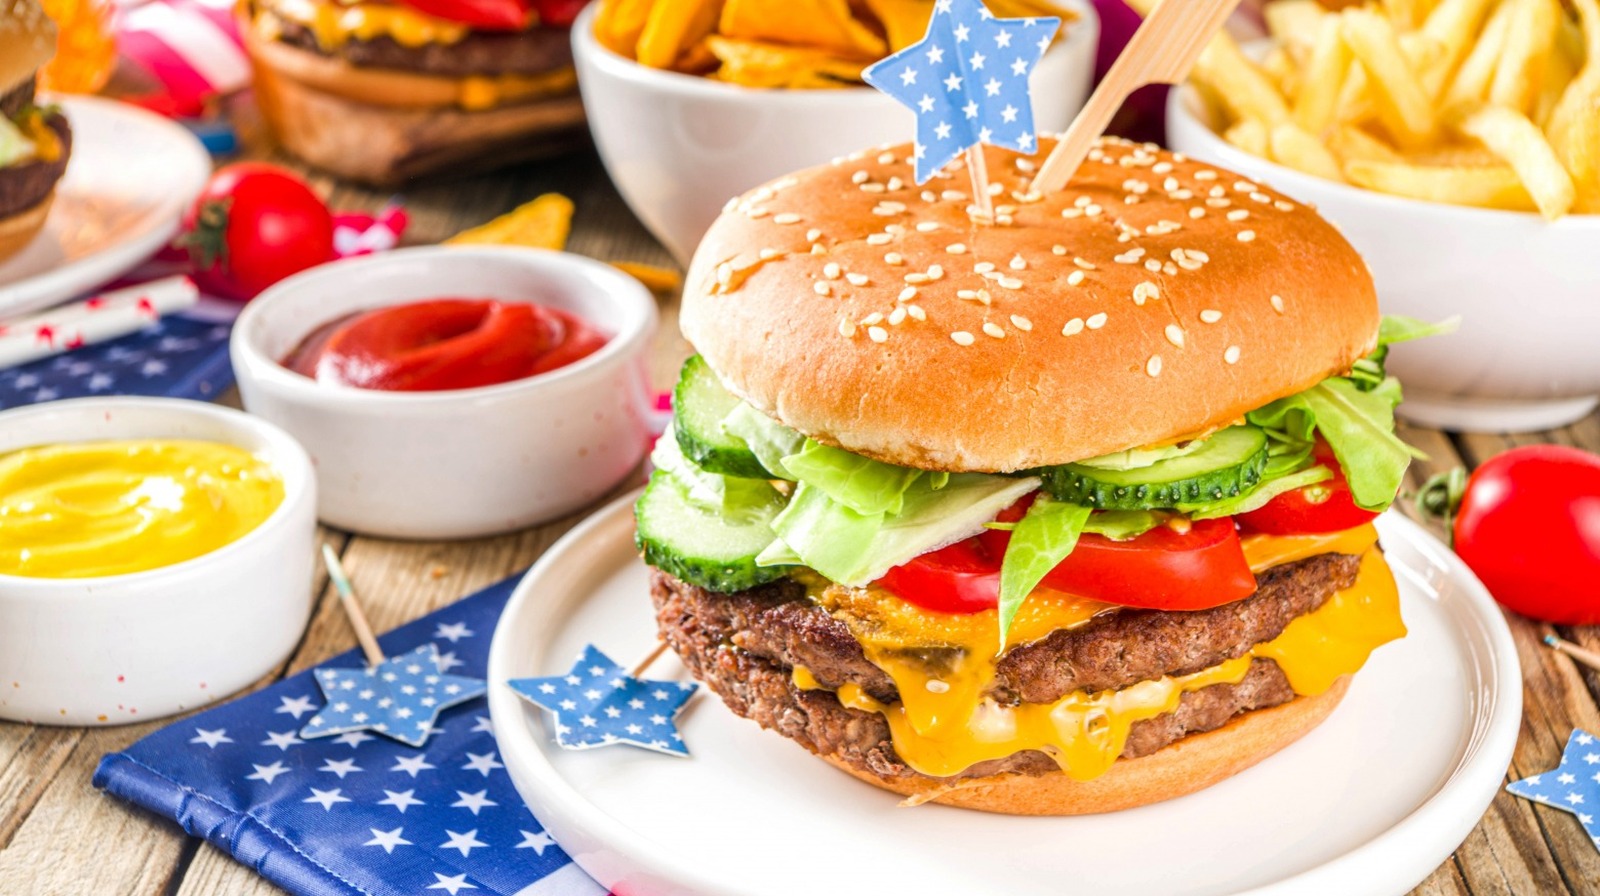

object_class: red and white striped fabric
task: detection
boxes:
[115,0,250,114]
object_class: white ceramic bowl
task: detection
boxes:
[1167,84,1600,433]
[232,246,658,539]
[573,0,1101,265]
[0,397,317,726]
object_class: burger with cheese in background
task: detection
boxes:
[637,136,1433,814]
[0,0,71,263]
[241,0,588,185]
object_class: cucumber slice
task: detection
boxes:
[635,471,790,592]
[672,355,770,478]
[1041,426,1270,510]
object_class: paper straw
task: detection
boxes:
[0,276,200,370]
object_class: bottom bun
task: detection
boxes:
[0,191,54,263]
[249,38,587,186]
[821,676,1351,815]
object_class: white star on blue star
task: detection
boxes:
[301,644,487,748]
[507,644,698,757]
[862,0,1058,182]
[1508,729,1600,849]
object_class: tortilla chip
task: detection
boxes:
[445,193,573,250]
[612,261,684,294]
[718,0,886,58]
[706,35,868,87]
[861,0,934,50]
[592,0,657,57]
[638,0,725,69]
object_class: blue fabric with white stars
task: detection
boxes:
[93,575,607,896]
[508,644,697,757]
[862,0,1059,183]
[0,313,233,409]
[302,644,488,749]
[1507,729,1600,852]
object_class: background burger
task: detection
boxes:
[0,0,70,263]
[242,0,587,185]
[638,136,1426,814]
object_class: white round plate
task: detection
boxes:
[0,96,211,319]
[488,495,1521,896]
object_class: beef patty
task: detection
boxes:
[262,10,574,78]
[0,114,72,222]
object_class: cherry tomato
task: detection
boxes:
[177,163,334,302]
[1238,440,1380,535]
[879,498,1258,614]
[1449,445,1600,625]
[394,0,533,28]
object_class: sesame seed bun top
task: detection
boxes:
[0,0,57,98]
[680,136,1380,472]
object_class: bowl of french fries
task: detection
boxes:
[1166,0,1600,432]
[572,0,1098,264]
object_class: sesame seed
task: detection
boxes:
[951,331,975,346]
[1153,161,1174,174]
[878,151,896,164]
[759,248,780,260]
[1237,230,1257,242]
[867,233,892,246]
[1085,204,1103,217]
[773,213,801,225]
[852,170,870,184]
[1271,294,1285,313]
[942,190,967,202]
[1234,181,1258,193]
[1144,260,1163,272]
[1189,207,1206,219]
[999,277,1023,290]
[813,282,830,296]
[1067,270,1086,286]
[947,243,968,254]
[927,265,944,280]
[1074,258,1097,270]
[1189,250,1210,262]
[1163,177,1181,192]
[988,182,1004,197]
[1165,324,1185,347]
[823,263,841,280]
[983,322,1006,339]
[1133,281,1160,305]
[1086,312,1108,329]
[905,272,929,284]
[1210,186,1227,198]
[889,307,908,325]
[811,244,826,255]
[907,304,926,321]
[1062,317,1085,336]
[1195,170,1218,181]
[868,326,888,343]
[1114,251,1141,265]
[886,224,906,234]
[1010,255,1027,271]
[1147,354,1163,376]
[921,190,936,202]
[1224,345,1241,364]
[1075,195,1093,207]
[899,286,918,301]
[885,252,904,265]
[839,317,857,337]
[716,263,732,286]
[861,183,886,193]
[873,201,907,216]
[723,197,739,213]
[887,177,904,191]
[1250,192,1272,204]
[916,221,940,233]
[1016,157,1037,172]
[806,228,822,242]
[1163,262,1178,275]
[846,273,869,286]
[957,289,979,300]
[1227,210,1249,222]
[747,207,770,218]
[1010,314,1033,331]
[1206,198,1232,208]
[1200,309,1222,323]
[861,312,884,325]
[1062,207,1084,219]
[1275,200,1295,212]
[974,261,996,273]
[1052,245,1068,256]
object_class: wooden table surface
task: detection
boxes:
[1,148,1597,896]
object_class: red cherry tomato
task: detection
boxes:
[879,498,1258,614]
[1450,445,1600,625]
[394,0,533,28]
[178,163,334,302]
[1238,440,1380,535]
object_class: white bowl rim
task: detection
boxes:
[0,396,316,592]
[1167,80,1600,229]
[572,0,1098,104]
[233,244,659,407]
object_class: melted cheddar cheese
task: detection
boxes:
[803,525,1403,780]
[260,0,470,48]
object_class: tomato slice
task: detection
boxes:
[1237,441,1380,535]
[393,0,533,29]
[878,499,1258,614]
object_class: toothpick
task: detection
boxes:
[632,642,670,678]
[964,146,995,221]
[1545,635,1600,674]
[321,544,386,668]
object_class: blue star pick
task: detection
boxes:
[507,644,698,757]
[300,643,487,748]
[1507,729,1600,852]
[862,0,1059,183]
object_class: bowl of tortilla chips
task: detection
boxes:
[573,0,1099,263]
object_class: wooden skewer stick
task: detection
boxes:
[321,544,386,667]
[1545,635,1600,673]
[964,146,995,220]
[1032,0,1244,194]
[632,642,670,678]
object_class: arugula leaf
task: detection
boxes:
[1379,314,1459,346]
[996,495,1092,648]
[780,440,924,515]
[1248,376,1416,511]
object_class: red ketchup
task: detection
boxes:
[282,298,606,392]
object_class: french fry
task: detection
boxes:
[1329,124,1405,163]
[1262,46,1301,97]
[1224,118,1271,157]
[1533,50,1578,126]
[1294,15,1352,134]
[1195,34,1293,126]
[1546,0,1600,211]
[718,0,885,59]
[1341,8,1437,147]
[1270,122,1346,181]
[1383,0,1429,30]
[636,0,723,69]
[1443,0,1517,107]
[1456,105,1576,218]
[1419,0,1498,99]
[1265,0,1327,60]
[1489,0,1561,112]
[1345,158,1538,211]
[593,0,657,57]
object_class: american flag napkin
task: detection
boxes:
[0,312,233,410]
[94,574,607,896]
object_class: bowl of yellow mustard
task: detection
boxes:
[0,397,317,725]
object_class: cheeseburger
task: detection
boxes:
[243,0,586,184]
[0,0,70,263]
[639,137,1419,814]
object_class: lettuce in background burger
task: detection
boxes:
[0,0,70,263]
[639,137,1439,814]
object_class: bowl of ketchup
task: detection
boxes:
[232,246,658,539]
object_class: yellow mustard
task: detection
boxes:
[0,440,284,579]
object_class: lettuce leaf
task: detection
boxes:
[1247,376,1416,511]
[780,440,924,515]
[1379,314,1459,346]
[720,403,804,480]
[651,429,784,518]
[0,116,35,168]
[996,495,1091,646]
[1182,465,1333,520]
